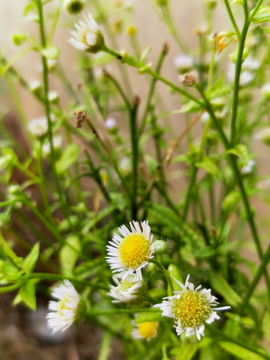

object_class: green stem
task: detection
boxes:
[249,0,265,21]
[130,99,139,219]
[223,0,241,38]
[242,243,270,307]
[230,20,249,145]
[139,44,168,136]
[86,307,161,317]
[197,85,270,299]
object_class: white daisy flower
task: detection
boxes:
[29,79,42,93]
[47,280,81,334]
[174,54,194,71]
[28,116,48,138]
[69,14,105,53]
[254,128,270,144]
[105,117,117,130]
[106,221,155,280]
[108,274,145,303]
[155,275,230,341]
[132,321,159,341]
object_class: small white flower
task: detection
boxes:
[242,57,260,71]
[28,116,48,137]
[119,157,132,176]
[262,83,270,99]
[42,136,63,157]
[105,117,117,130]
[174,54,194,71]
[132,321,159,341]
[254,128,270,144]
[48,90,59,103]
[47,280,80,334]
[200,112,210,124]
[69,14,105,53]
[108,274,144,303]
[155,275,230,341]
[29,79,42,93]
[241,159,256,175]
[106,221,155,280]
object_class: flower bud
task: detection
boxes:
[63,0,86,15]
[153,240,167,255]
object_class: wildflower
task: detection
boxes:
[63,0,86,15]
[155,275,230,340]
[132,321,159,341]
[242,57,260,71]
[105,117,117,130]
[240,159,256,175]
[254,128,270,144]
[106,221,155,280]
[108,274,146,303]
[69,14,105,53]
[153,240,167,255]
[29,79,42,94]
[28,116,48,138]
[174,54,194,72]
[42,136,63,157]
[47,280,85,334]
[216,32,237,55]
[200,111,210,124]
[48,90,59,103]
[119,157,132,176]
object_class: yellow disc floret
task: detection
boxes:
[172,290,212,328]
[138,322,158,339]
[119,234,151,269]
[58,296,72,316]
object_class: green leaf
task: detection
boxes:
[134,312,162,323]
[222,190,241,212]
[140,45,152,63]
[262,311,270,343]
[176,341,199,360]
[59,235,81,276]
[24,3,39,22]
[227,144,249,166]
[168,264,184,291]
[178,101,203,113]
[196,157,219,176]
[23,243,39,273]
[250,6,270,24]
[19,280,36,310]
[262,27,270,34]
[56,144,80,174]
[210,272,242,307]
[41,46,60,60]
[218,342,266,360]
[2,262,20,281]
[145,155,158,174]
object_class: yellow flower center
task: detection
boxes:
[119,234,151,269]
[57,296,72,316]
[172,290,212,328]
[78,28,90,46]
[138,322,158,339]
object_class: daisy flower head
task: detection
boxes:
[155,275,230,341]
[28,116,48,138]
[69,14,105,53]
[132,321,159,341]
[108,273,146,303]
[47,280,85,334]
[106,221,154,280]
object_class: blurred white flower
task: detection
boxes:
[262,83,270,99]
[108,274,144,303]
[242,57,260,71]
[174,54,194,71]
[47,280,80,334]
[254,128,270,144]
[240,159,256,175]
[227,62,254,86]
[42,136,63,157]
[105,117,117,130]
[28,116,48,138]
[69,14,105,53]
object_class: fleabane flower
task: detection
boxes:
[28,116,48,138]
[155,275,230,341]
[108,274,146,303]
[132,321,159,341]
[106,221,154,280]
[47,280,85,334]
[69,14,105,53]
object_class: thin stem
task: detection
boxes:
[139,44,168,136]
[104,71,132,111]
[130,98,139,219]
[86,307,161,317]
[249,0,265,21]
[197,85,270,299]
[223,0,241,38]
[230,20,249,145]
[242,243,270,308]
